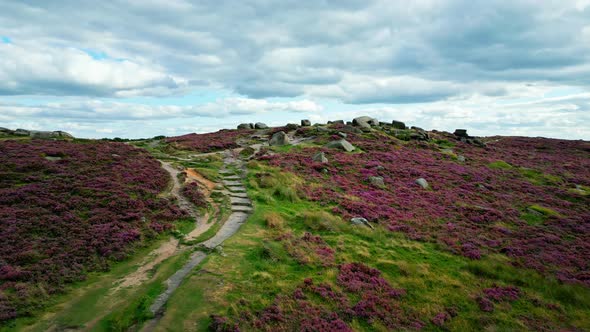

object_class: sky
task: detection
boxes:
[0,0,589,139]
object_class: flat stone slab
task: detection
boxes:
[150,251,207,314]
[227,186,246,193]
[231,205,253,213]
[230,197,252,206]
[223,175,241,180]
[219,169,234,175]
[228,192,249,198]
[223,180,243,186]
[202,212,249,249]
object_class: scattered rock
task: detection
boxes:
[301,119,311,127]
[369,176,385,187]
[237,123,253,130]
[269,131,290,146]
[352,116,379,129]
[415,178,429,189]
[454,129,468,137]
[391,120,406,129]
[325,139,355,152]
[312,151,328,163]
[409,129,429,141]
[457,155,466,163]
[254,122,268,129]
[375,165,385,171]
[337,132,347,138]
[350,217,374,229]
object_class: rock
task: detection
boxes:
[325,139,355,152]
[237,123,253,130]
[301,119,311,127]
[457,155,466,163]
[375,165,385,171]
[341,125,363,134]
[415,178,429,189]
[312,151,328,163]
[285,123,299,131]
[337,132,347,138]
[353,116,378,129]
[316,127,329,132]
[350,217,374,229]
[321,168,329,174]
[409,127,429,141]
[454,129,468,137]
[14,129,30,136]
[471,138,486,147]
[0,127,11,133]
[369,176,385,187]
[328,120,344,125]
[269,131,290,146]
[29,130,74,139]
[391,120,406,129]
[255,122,268,129]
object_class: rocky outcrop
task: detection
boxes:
[0,128,74,139]
[254,122,268,129]
[301,119,311,127]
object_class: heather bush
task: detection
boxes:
[181,182,207,208]
[0,140,184,321]
[258,134,590,285]
[165,129,254,153]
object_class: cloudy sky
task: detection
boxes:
[1,0,589,139]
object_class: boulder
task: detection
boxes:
[415,178,429,189]
[301,119,311,127]
[391,120,406,129]
[312,151,328,163]
[337,132,347,138]
[238,123,253,130]
[409,127,429,140]
[29,130,73,139]
[54,131,74,138]
[285,123,299,131]
[341,125,363,134]
[269,131,290,146]
[350,217,374,229]
[254,122,268,129]
[457,155,466,163]
[325,139,355,152]
[328,120,345,125]
[0,127,11,134]
[454,129,468,137]
[369,176,385,187]
[353,116,378,129]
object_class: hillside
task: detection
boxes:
[0,119,589,331]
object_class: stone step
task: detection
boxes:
[219,169,234,175]
[223,175,241,181]
[231,205,253,213]
[228,192,248,198]
[230,197,252,206]
[227,186,246,193]
[223,180,242,186]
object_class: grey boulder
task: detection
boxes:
[369,176,385,187]
[254,122,268,129]
[301,119,311,127]
[237,123,253,130]
[415,178,429,189]
[325,139,355,152]
[269,131,290,146]
[312,151,328,163]
[352,116,379,129]
[391,120,406,129]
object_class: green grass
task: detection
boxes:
[154,163,590,331]
[2,231,191,332]
[519,168,562,186]
[488,160,513,169]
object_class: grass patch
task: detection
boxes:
[488,160,513,169]
[519,168,562,186]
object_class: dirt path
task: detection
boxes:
[142,148,253,331]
